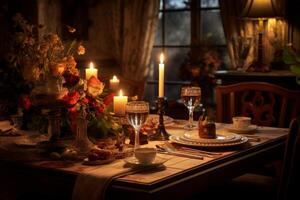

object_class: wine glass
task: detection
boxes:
[181,86,201,130]
[125,101,149,150]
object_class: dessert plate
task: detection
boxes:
[226,124,258,134]
[124,156,168,168]
[182,131,241,144]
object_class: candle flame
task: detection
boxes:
[112,75,118,81]
[119,90,123,96]
[160,53,164,64]
[89,62,94,69]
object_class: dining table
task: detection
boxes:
[0,120,288,200]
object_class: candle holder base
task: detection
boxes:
[149,97,169,141]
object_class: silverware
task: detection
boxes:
[178,146,222,156]
[156,145,203,160]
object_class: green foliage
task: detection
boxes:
[282,46,300,84]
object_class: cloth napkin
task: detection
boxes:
[72,159,134,200]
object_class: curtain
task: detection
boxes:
[219,0,255,70]
[219,0,287,70]
[120,0,159,82]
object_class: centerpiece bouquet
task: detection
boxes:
[8,14,121,143]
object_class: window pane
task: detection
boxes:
[165,11,190,45]
[200,10,226,45]
[201,0,219,8]
[154,13,163,45]
[165,0,189,9]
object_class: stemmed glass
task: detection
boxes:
[181,86,201,130]
[125,101,149,150]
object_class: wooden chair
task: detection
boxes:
[201,117,300,200]
[215,82,300,128]
[277,117,300,200]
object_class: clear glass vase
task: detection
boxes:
[72,110,93,157]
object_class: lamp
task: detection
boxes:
[242,0,281,72]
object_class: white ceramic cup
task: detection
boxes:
[232,116,251,129]
[134,147,157,164]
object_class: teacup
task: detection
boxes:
[232,116,251,129]
[134,147,157,164]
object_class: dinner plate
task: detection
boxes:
[169,135,248,148]
[226,124,258,134]
[147,114,174,125]
[183,131,241,144]
[124,156,168,168]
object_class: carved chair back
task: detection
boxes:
[216,82,300,127]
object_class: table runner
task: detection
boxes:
[72,159,135,200]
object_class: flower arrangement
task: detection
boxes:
[8,13,84,83]
[179,43,221,107]
[8,14,121,140]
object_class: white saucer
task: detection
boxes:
[226,124,258,134]
[124,156,168,168]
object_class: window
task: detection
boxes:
[144,0,227,106]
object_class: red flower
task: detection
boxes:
[18,95,31,110]
[103,93,115,106]
[62,91,80,105]
[95,105,105,114]
[81,97,89,105]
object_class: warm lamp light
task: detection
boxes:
[242,0,281,72]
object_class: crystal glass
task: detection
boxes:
[125,101,149,150]
[181,86,201,129]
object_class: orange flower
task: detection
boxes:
[49,62,66,76]
[77,45,85,55]
[87,76,104,98]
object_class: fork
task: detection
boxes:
[162,142,222,158]
[156,145,203,160]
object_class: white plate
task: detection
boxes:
[169,135,248,148]
[124,156,168,168]
[183,131,242,144]
[226,124,258,134]
[147,114,174,125]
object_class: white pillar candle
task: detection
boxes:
[158,53,164,97]
[113,90,128,116]
[110,75,120,91]
[85,62,98,80]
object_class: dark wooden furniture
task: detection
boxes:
[278,117,300,200]
[214,70,300,90]
[215,82,300,128]
[0,127,287,200]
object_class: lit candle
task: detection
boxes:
[85,62,98,80]
[110,75,120,91]
[113,90,128,116]
[158,53,164,97]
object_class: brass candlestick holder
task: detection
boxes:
[150,97,169,141]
